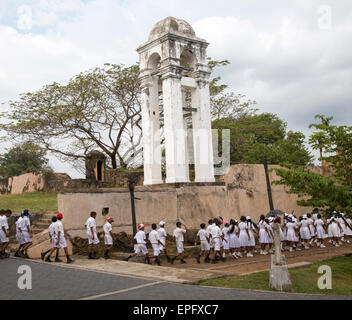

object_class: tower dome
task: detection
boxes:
[148,16,196,41]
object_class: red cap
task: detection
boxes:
[138,224,145,230]
[57,213,63,219]
[108,217,114,222]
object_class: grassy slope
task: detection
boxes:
[200,256,352,295]
[0,192,58,213]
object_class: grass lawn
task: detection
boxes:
[200,255,352,295]
[0,192,58,214]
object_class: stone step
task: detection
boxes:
[34,222,51,229]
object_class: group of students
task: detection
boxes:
[2,209,351,266]
[0,209,36,260]
[122,211,352,266]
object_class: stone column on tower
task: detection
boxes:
[140,75,163,185]
[162,68,190,183]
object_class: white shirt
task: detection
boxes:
[103,222,112,236]
[210,225,222,239]
[206,224,213,235]
[16,217,22,232]
[49,223,56,237]
[197,229,209,242]
[86,217,97,233]
[134,230,146,244]
[54,220,64,236]
[173,227,186,242]
[148,230,160,244]
[19,216,30,231]
[157,227,167,243]
[0,215,8,230]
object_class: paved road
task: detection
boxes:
[0,258,350,300]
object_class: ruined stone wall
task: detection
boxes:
[58,163,319,237]
[0,172,71,195]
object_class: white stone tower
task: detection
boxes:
[137,17,215,185]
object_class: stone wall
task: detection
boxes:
[58,164,319,237]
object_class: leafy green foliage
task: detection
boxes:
[272,115,352,213]
[0,142,51,178]
[212,113,312,166]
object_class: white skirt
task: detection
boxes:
[287,229,297,242]
[316,226,328,239]
[229,233,240,248]
[239,231,250,247]
[300,227,311,240]
[222,238,230,250]
[248,231,256,247]
[329,224,340,238]
[259,229,270,244]
[104,234,113,245]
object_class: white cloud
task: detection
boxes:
[0,0,352,177]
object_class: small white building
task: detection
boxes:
[137,17,215,185]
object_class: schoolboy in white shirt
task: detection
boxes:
[0,209,12,259]
[41,216,59,261]
[171,222,187,264]
[148,223,164,266]
[86,211,100,259]
[49,213,73,264]
[103,217,115,259]
[124,224,151,264]
[195,223,210,264]
[15,212,26,257]
[157,221,171,262]
[21,210,33,258]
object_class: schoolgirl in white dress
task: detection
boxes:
[246,216,257,255]
[258,215,272,255]
[343,215,352,242]
[228,220,241,259]
[314,214,327,248]
[238,216,252,257]
[306,213,316,245]
[328,214,343,247]
[337,214,346,243]
[299,215,311,249]
[222,222,231,260]
[286,217,299,251]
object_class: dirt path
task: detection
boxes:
[167,242,352,275]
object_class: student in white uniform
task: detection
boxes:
[14,212,26,258]
[195,223,210,263]
[53,213,74,263]
[171,222,187,264]
[221,221,231,261]
[86,211,100,259]
[206,219,214,254]
[103,217,114,259]
[124,224,151,264]
[209,219,223,263]
[157,221,171,262]
[21,210,33,258]
[299,215,311,249]
[246,216,257,255]
[228,220,241,259]
[267,218,275,253]
[343,215,352,242]
[314,214,328,248]
[337,213,346,243]
[328,214,343,247]
[306,213,316,246]
[286,217,299,252]
[41,216,59,262]
[148,224,163,266]
[238,216,253,257]
[0,209,12,259]
[258,215,272,255]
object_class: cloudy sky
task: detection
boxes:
[0,0,351,177]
